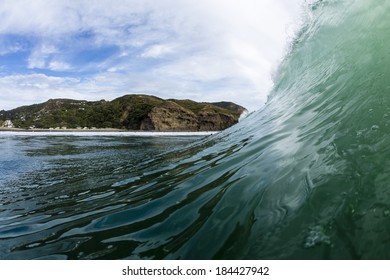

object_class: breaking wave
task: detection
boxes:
[1,0,389,259]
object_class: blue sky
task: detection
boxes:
[0,0,304,111]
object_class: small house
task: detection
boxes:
[3,120,14,128]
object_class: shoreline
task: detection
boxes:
[0,127,125,132]
[0,127,219,136]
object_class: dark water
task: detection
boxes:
[0,134,207,259]
[1,0,390,259]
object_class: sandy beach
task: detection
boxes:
[0,127,125,132]
[0,127,218,136]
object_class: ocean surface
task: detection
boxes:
[1,0,389,259]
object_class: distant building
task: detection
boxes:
[3,120,14,128]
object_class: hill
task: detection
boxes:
[0,95,247,131]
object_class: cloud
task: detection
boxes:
[0,43,23,56]
[48,60,72,71]
[27,44,58,69]
[141,44,177,58]
[0,0,305,111]
[0,74,79,109]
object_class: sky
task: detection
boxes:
[0,0,305,112]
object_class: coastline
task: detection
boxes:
[0,127,125,132]
[0,127,219,136]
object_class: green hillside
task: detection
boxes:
[0,95,246,131]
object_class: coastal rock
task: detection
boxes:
[198,107,237,131]
[141,101,199,131]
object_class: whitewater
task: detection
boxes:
[0,0,389,259]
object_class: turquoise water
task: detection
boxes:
[1,0,390,259]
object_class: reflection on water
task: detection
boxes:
[0,134,210,259]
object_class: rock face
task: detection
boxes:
[140,101,242,131]
[0,94,247,131]
[141,101,199,131]
[198,106,237,131]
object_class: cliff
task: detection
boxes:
[0,95,247,131]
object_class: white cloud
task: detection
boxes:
[27,44,58,69]
[0,0,306,111]
[141,44,177,58]
[48,61,72,71]
[0,42,23,56]
[0,74,80,109]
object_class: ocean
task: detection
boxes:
[1,0,389,259]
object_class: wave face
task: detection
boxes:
[127,0,390,259]
[1,0,389,259]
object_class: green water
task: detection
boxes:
[0,0,389,259]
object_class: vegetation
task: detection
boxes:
[0,94,246,130]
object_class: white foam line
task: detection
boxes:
[0,131,219,137]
